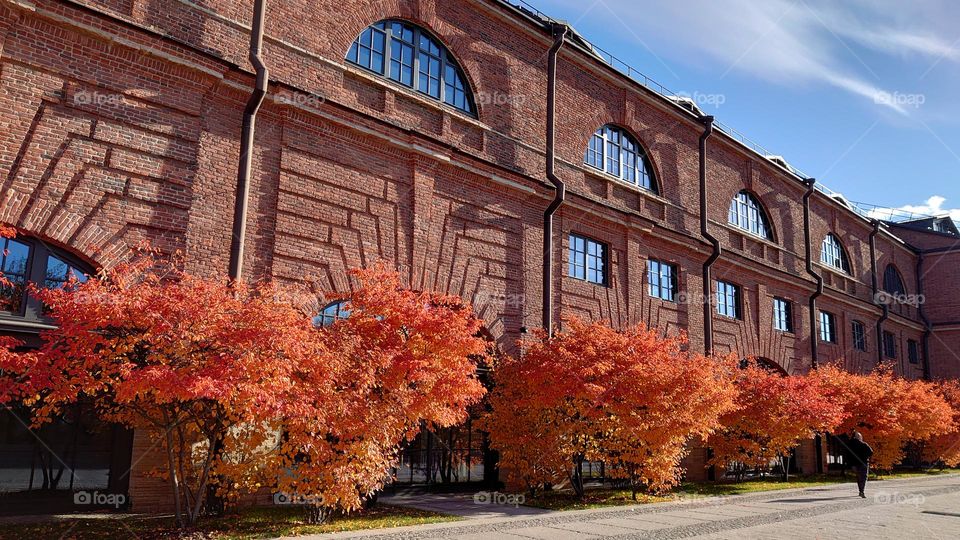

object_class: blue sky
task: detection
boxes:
[527,0,960,221]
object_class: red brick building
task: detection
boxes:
[0,0,958,512]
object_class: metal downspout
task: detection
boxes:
[870,221,889,365]
[916,250,933,380]
[698,115,719,354]
[802,179,823,368]
[543,23,568,336]
[228,0,269,282]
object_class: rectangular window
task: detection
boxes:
[883,331,897,359]
[716,281,741,319]
[648,259,677,302]
[819,311,837,343]
[852,321,867,351]
[773,298,793,333]
[0,238,31,314]
[568,234,606,285]
[908,339,920,364]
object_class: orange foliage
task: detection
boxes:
[708,363,843,477]
[275,264,488,517]
[812,365,954,470]
[482,319,737,496]
[922,380,960,467]
[0,256,487,526]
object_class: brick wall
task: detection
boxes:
[1,0,956,509]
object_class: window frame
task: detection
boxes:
[346,20,476,116]
[818,310,837,344]
[882,330,898,359]
[773,297,793,333]
[728,191,773,240]
[312,300,352,328]
[583,125,658,193]
[852,320,867,352]
[907,339,920,365]
[647,259,678,302]
[568,233,608,286]
[883,264,907,295]
[820,234,851,273]
[716,280,742,320]
[0,236,93,330]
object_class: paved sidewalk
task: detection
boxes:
[285,474,960,539]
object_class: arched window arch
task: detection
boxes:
[820,233,850,273]
[0,234,91,324]
[584,125,657,193]
[346,19,476,116]
[312,300,351,328]
[883,264,906,295]
[728,191,773,240]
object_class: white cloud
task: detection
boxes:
[554,0,959,115]
[868,195,960,221]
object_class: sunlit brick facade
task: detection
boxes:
[1,0,958,512]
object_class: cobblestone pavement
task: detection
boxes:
[289,473,960,540]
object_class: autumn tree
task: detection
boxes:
[482,319,737,499]
[813,365,954,470]
[708,363,843,481]
[274,264,489,523]
[0,252,328,527]
[922,380,960,468]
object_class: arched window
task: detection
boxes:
[820,234,850,273]
[312,300,351,327]
[883,264,906,295]
[347,20,475,115]
[0,234,91,324]
[728,191,772,240]
[584,125,657,193]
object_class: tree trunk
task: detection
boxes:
[165,429,185,528]
[305,505,332,524]
[570,455,585,499]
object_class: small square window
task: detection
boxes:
[883,331,898,359]
[819,311,837,343]
[908,339,920,364]
[716,281,741,319]
[648,259,677,302]
[773,298,793,333]
[568,234,607,286]
[852,321,867,351]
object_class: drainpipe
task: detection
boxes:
[698,115,719,354]
[542,22,568,336]
[869,221,889,365]
[916,250,932,380]
[802,178,822,368]
[228,0,270,282]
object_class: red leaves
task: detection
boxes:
[277,264,488,511]
[482,318,737,495]
[708,363,844,474]
[0,255,487,521]
[811,365,955,470]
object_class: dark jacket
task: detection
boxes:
[848,439,874,466]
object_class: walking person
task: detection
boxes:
[848,431,874,498]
